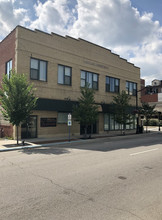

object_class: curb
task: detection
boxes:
[0,131,159,152]
[0,139,86,152]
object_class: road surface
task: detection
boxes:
[0,132,162,219]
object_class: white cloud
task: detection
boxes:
[70,0,159,47]
[69,0,162,85]
[130,43,162,85]
[0,0,30,37]
[30,0,76,35]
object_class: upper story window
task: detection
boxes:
[58,64,72,86]
[81,70,98,90]
[106,76,120,93]
[6,59,12,78]
[126,81,137,96]
[30,58,47,81]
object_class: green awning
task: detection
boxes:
[35,98,78,112]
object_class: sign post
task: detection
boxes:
[68,113,72,142]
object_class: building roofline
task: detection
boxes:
[78,37,139,69]
[35,28,51,36]
[78,37,112,53]
[51,32,65,39]
[66,35,79,41]
[1,25,140,69]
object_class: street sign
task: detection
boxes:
[67,114,72,141]
[68,120,72,126]
[68,113,72,120]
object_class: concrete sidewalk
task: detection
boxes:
[0,135,104,152]
[0,127,160,152]
[0,138,84,152]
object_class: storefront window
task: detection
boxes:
[57,112,69,123]
[104,114,136,131]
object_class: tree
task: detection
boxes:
[139,103,156,133]
[0,71,37,144]
[73,85,98,138]
[112,90,132,134]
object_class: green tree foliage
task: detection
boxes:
[139,103,156,132]
[0,71,37,144]
[112,90,132,134]
[73,85,98,138]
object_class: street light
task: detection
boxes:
[136,90,139,134]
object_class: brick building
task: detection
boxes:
[141,79,162,115]
[141,79,162,103]
[0,26,141,139]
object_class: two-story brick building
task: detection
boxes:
[0,26,141,139]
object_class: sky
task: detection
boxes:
[0,0,162,85]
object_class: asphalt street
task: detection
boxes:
[0,132,162,220]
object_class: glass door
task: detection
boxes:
[21,116,37,139]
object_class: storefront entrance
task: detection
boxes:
[21,116,37,139]
[80,123,97,135]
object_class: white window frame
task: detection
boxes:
[81,70,99,90]
[58,64,72,86]
[30,58,47,81]
[106,76,120,93]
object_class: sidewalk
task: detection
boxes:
[0,127,160,152]
[0,137,83,152]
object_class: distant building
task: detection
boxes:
[141,79,162,104]
[141,79,162,120]
[152,79,162,86]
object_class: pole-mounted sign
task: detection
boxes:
[67,113,72,141]
[68,120,72,126]
[68,113,72,120]
[68,113,72,126]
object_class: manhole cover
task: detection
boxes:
[144,166,153,170]
[118,176,127,180]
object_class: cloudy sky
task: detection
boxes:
[0,0,162,85]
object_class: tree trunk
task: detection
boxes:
[123,124,126,135]
[121,124,123,135]
[146,119,148,133]
[16,126,19,145]
[84,125,87,139]
[88,124,92,139]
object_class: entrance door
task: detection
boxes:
[21,116,37,139]
[80,123,97,135]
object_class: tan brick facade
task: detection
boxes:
[0,26,141,139]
